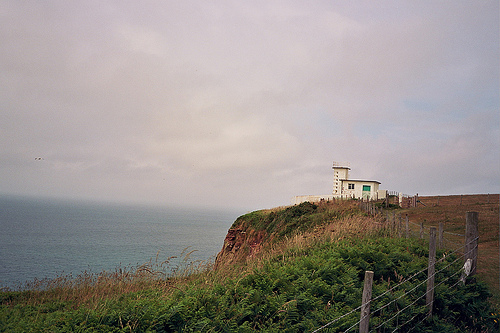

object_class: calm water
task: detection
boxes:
[0,196,240,289]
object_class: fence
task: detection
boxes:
[362,192,419,209]
[311,207,480,332]
[380,193,497,209]
[400,195,418,209]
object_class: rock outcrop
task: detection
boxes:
[214,202,321,268]
[215,226,268,267]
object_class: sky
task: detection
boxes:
[1,1,499,211]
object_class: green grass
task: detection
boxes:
[2,237,497,332]
[231,201,365,242]
[1,200,499,332]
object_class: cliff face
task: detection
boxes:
[215,226,268,267]
[214,201,323,268]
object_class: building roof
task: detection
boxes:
[332,161,350,169]
[340,179,381,184]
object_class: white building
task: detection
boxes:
[332,162,383,200]
[292,162,386,204]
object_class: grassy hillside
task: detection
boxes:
[402,194,500,302]
[1,197,499,332]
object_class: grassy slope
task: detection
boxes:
[1,197,499,332]
[401,194,500,303]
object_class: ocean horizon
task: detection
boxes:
[0,195,241,289]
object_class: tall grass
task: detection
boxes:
[1,247,215,309]
[211,206,396,291]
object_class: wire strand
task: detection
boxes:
[384,254,475,332]
[310,304,362,333]
[310,220,479,333]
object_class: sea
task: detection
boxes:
[0,195,241,290]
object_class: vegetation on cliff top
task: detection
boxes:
[1,196,499,332]
[231,201,362,240]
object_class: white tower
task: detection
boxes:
[332,162,350,195]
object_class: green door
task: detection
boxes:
[362,185,371,199]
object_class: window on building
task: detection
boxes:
[363,185,371,191]
[348,183,355,190]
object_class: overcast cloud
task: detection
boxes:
[1,1,498,211]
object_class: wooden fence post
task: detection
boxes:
[359,270,374,333]
[438,223,444,249]
[465,212,479,276]
[405,215,410,238]
[420,222,424,239]
[398,214,402,237]
[426,227,437,319]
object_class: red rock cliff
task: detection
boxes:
[215,226,268,268]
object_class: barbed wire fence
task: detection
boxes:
[310,202,480,333]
